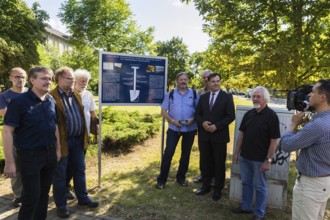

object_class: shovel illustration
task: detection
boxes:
[129,66,140,102]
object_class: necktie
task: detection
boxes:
[209,93,215,111]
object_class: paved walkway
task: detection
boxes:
[0,192,121,220]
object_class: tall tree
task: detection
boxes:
[183,0,330,89]
[59,0,155,54]
[0,1,49,76]
[155,37,190,89]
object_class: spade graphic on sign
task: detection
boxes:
[129,66,140,102]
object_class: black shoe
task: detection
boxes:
[156,182,165,189]
[232,207,253,214]
[12,198,22,208]
[78,199,99,208]
[195,187,211,196]
[251,215,264,220]
[193,176,203,183]
[212,190,222,201]
[57,207,70,218]
[66,190,75,200]
[177,180,188,187]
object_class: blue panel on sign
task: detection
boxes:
[100,52,167,106]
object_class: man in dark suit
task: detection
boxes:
[195,73,235,201]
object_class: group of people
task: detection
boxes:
[1,66,98,219]
[1,66,329,220]
[156,70,330,220]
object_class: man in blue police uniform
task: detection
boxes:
[2,66,61,220]
[156,72,199,189]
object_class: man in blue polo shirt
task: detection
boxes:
[156,72,199,189]
[2,66,61,220]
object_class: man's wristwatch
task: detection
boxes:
[266,158,272,163]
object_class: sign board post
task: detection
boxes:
[97,52,167,187]
[229,105,294,209]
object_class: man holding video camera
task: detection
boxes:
[156,72,199,189]
[281,79,330,220]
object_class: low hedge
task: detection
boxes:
[101,108,161,155]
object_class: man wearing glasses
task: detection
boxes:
[0,67,27,207]
[3,66,61,219]
[50,67,98,218]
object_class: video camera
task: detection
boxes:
[287,85,314,112]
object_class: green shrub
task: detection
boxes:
[101,107,161,155]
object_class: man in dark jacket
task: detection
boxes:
[195,73,235,201]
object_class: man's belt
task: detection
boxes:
[17,145,55,151]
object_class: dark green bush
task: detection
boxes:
[101,108,161,155]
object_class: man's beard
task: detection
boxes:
[253,103,261,109]
[179,83,187,89]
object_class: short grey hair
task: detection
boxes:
[74,69,91,80]
[202,69,213,75]
[10,67,26,76]
[176,72,189,80]
[252,86,271,103]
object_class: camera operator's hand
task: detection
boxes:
[289,112,305,132]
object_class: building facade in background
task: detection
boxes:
[44,26,72,55]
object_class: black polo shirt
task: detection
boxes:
[239,105,280,162]
[4,89,58,149]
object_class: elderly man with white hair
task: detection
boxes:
[232,86,281,220]
[73,69,97,136]
[65,69,98,201]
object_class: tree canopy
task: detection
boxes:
[59,0,155,54]
[155,37,190,89]
[0,1,48,75]
[183,0,330,89]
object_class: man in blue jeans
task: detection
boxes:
[156,72,199,189]
[3,66,61,220]
[50,67,98,218]
[233,86,280,220]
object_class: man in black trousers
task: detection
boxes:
[194,73,235,201]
